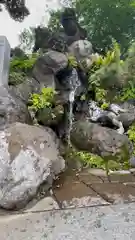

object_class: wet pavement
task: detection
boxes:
[52,168,135,208]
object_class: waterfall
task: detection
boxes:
[66,68,81,145]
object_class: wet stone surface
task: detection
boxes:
[1,168,135,213]
[100,173,135,183]
[53,170,108,208]
[89,183,135,204]
[52,168,135,209]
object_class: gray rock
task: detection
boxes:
[9,77,40,104]
[0,123,65,209]
[118,101,135,129]
[68,40,93,61]
[0,86,31,129]
[33,50,68,88]
[129,156,135,167]
[71,120,131,162]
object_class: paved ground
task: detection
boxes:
[53,168,135,208]
[0,203,135,239]
[0,168,135,239]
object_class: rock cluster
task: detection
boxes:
[0,8,135,210]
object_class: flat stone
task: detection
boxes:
[109,173,135,183]
[24,197,59,212]
[90,183,135,204]
[53,170,79,189]
[130,168,135,174]
[88,169,107,177]
[54,181,108,208]
[110,170,131,174]
[96,171,135,183]
[77,169,103,184]
[123,183,135,187]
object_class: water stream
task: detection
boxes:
[66,68,81,145]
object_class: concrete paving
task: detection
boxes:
[0,169,135,239]
[0,203,135,239]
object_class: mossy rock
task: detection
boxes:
[9,72,26,86]
[36,105,64,126]
[71,120,131,164]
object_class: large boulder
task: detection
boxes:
[32,50,68,88]
[0,86,31,129]
[71,120,131,162]
[68,40,93,61]
[0,123,65,210]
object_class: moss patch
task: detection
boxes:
[9,72,26,85]
[36,105,64,126]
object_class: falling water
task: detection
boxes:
[66,68,81,145]
[66,90,75,145]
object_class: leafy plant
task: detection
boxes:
[128,125,135,142]
[28,87,56,112]
[117,87,135,101]
[65,146,127,170]
[10,53,38,74]
[88,40,128,101]
[101,102,109,110]
[67,54,78,68]
[127,124,135,154]
[95,88,107,103]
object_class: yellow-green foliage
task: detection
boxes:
[80,94,86,101]
[28,87,56,111]
[128,124,135,154]
[66,147,128,170]
[9,53,39,85]
[10,53,38,74]
[89,41,135,103]
[66,147,104,168]
[95,88,107,102]
[97,42,123,67]
[88,40,126,101]
[116,86,135,102]
[67,54,78,68]
[101,102,109,110]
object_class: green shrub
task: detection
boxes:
[28,87,56,112]
[116,87,135,102]
[127,124,135,155]
[67,54,78,68]
[65,146,128,170]
[95,88,107,102]
[88,40,127,101]
[66,147,105,168]
[10,53,38,74]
